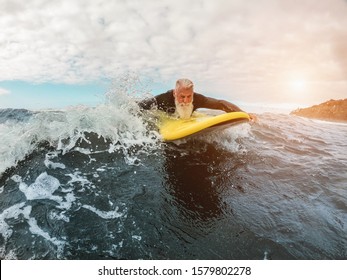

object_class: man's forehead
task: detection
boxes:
[176,88,193,94]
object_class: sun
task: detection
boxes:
[290,79,307,92]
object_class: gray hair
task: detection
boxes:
[175,78,194,91]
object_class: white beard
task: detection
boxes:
[175,100,194,119]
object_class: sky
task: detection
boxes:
[1,0,347,110]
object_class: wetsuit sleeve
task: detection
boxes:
[137,91,175,112]
[195,94,243,112]
[137,97,157,110]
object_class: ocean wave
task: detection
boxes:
[1,99,346,259]
[0,108,35,124]
[0,102,162,177]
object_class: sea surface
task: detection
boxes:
[0,97,346,260]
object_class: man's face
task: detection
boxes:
[174,88,194,104]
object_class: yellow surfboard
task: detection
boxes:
[158,111,250,141]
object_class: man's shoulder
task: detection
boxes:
[156,90,173,98]
[155,90,174,102]
[193,92,209,103]
[193,92,206,99]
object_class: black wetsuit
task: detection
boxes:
[138,90,242,114]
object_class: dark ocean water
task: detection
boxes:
[0,102,346,260]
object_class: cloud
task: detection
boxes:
[332,29,347,80]
[0,88,10,96]
[1,0,347,103]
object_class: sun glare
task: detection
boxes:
[290,79,307,92]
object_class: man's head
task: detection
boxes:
[173,79,194,119]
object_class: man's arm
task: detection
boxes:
[213,98,243,112]
[137,97,157,110]
[200,95,258,121]
[195,94,243,112]
[138,91,175,112]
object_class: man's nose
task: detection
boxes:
[183,97,190,103]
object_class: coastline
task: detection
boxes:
[290,99,347,123]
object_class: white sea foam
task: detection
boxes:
[0,248,17,260]
[26,215,65,249]
[44,152,66,169]
[0,202,27,241]
[18,172,61,202]
[183,122,252,152]
[0,202,67,259]
[132,235,142,241]
[0,92,160,176]
[82,204,126,219]
[65,171,95,190]
[1,172,77,259]
[56,192,77,210]
[13,173,76,212]
[49,211,70,223]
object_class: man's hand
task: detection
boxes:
[248,113,258,123]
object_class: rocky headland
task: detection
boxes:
[290,99,347,122]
